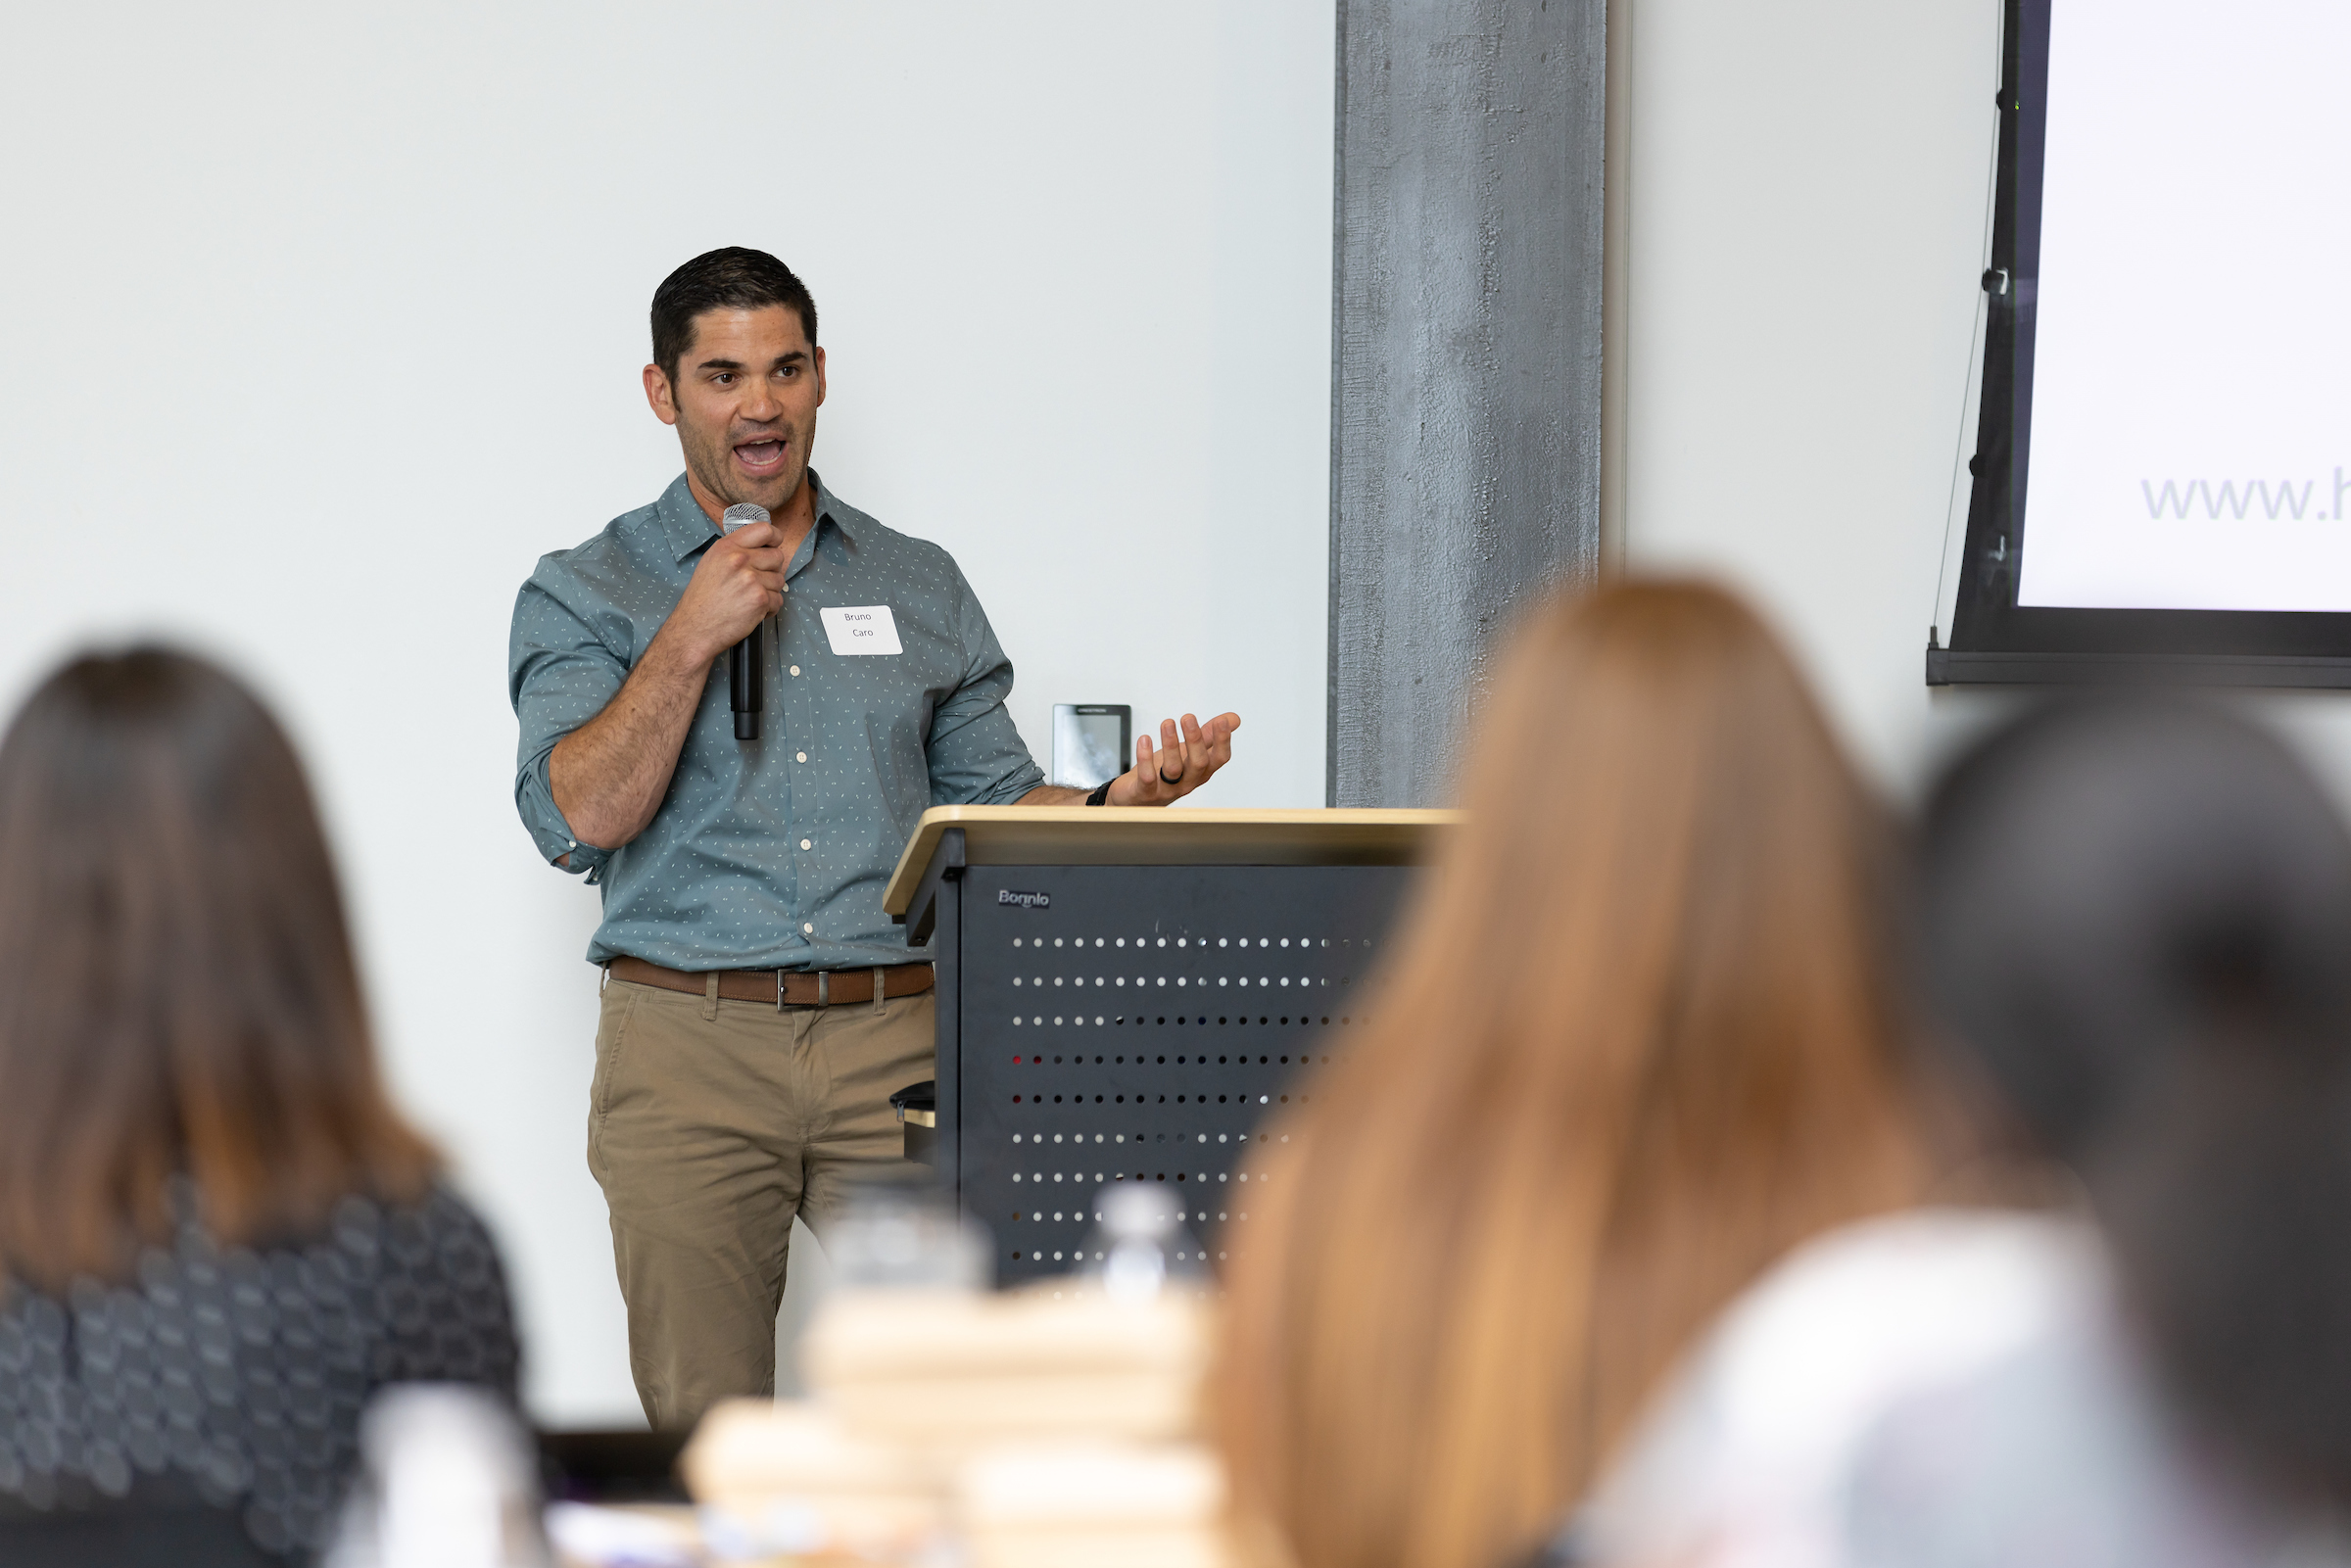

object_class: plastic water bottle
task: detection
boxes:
[324,1385,547,1568]
[826,1170,990,1292]
[1091,1185,1209,1302]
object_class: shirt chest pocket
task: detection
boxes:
[793,606,961,724]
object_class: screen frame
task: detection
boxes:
[1933,0,2351,688]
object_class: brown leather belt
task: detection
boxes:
[607,956,936,1009]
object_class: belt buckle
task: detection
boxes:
[776,971,832,1009]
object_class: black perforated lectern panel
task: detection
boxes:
[952,864,1415,1286]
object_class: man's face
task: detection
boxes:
[644,305,826,518]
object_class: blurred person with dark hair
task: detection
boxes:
[1573,697,2351,1568]
[0,649,520,1566]
[510,246,1239,1426]
[1213,581,1956,1568]
[1833,697,2351,1566]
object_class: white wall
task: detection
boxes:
[1618,0,2003,785]
[0,1,1333,1425]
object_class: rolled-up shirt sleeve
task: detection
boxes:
[508,574,627,878]
[926,567,1046,807]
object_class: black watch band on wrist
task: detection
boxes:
[1085,779,1114,806]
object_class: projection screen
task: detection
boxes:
[1935,0,2351,683]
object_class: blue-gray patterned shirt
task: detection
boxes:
[508,471,1044,971]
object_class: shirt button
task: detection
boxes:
[796,751,807,762]
[803,922,814,933]
[800,838,812,850]
[790,665,801,677]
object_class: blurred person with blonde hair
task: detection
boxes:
[1214,581,1954,1568]
[0,649,521,1566]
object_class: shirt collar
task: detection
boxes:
[808,470,855,544]
[656,474,718,561]
[655,469,854,561]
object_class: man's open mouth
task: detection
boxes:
[735,439,787,471]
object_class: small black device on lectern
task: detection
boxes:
[1050,704,1130,788]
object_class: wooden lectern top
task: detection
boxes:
[881,805,1461,919]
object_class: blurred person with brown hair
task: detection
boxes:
[0,649,521,1566]
[1214,581,1952,1568]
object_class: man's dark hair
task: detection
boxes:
[649,247,818,384]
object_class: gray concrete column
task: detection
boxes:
[1329,0,1607,806]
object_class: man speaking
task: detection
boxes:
[508,248,1240,1425]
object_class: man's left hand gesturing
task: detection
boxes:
[1105,712,1242,805]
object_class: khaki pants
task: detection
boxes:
[587,975,936,1428]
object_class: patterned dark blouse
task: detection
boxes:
[0,1186,520,1564]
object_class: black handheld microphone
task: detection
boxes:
[721,502,770,740]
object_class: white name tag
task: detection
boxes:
[820,604,903,655]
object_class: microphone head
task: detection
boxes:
[720,501,771,535]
